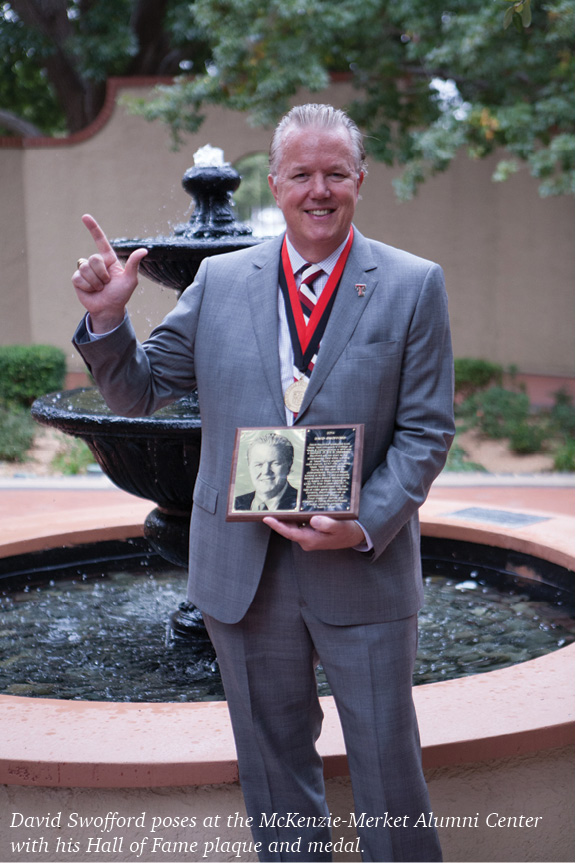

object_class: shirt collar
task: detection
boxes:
[250,483,289,512]
[285,233,351,278]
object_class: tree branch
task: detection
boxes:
[0,109,44,137]
[9,0,97,132]
[128,0,173,74]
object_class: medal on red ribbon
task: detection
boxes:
[279,229,354,414]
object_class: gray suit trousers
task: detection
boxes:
[203,533,442,863]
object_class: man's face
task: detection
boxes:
[248,443,291,502]
[268,125,364,262]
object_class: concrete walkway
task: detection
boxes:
[0,470,575,526]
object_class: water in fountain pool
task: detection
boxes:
[0,545,573,702]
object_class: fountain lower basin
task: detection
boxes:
[0,537,573,702]
[0,494,574,788]
[0,492,574,862]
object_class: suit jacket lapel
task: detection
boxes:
[295,229,379,422]
[246,237,288,424]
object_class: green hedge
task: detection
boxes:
[454,358,503,397]
[0,407,36,461]
[0,344,66,408]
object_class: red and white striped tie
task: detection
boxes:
[298,264,323,322]
[296,265,323,384]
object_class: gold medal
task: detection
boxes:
[284,378,308,413]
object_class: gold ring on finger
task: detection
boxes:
[77,258,88,268]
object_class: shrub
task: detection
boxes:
[444,438,486,472]
[51,437,97,475]
[546,390,575,469]
[553,438,575,472]
[456,386,532,439]
[454,358,503,398]
[549,389,575,439]
[0,407,36,462]
[508,421,550,454]
[455,382,575,467]
[0,344,66,408]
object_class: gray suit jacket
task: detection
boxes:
[74,228,455,625]
[234,481,299,512]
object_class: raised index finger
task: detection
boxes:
[81,214,117,266]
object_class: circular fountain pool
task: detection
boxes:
[0,538,573,702]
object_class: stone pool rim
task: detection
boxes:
[0,494,574,788]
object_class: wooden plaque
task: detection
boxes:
[226,425,364,521]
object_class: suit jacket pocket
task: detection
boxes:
[346,340,400,360]
[193,476,218,514]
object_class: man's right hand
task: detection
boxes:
[72,214,148,334]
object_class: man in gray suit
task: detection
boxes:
[72,104,454,862]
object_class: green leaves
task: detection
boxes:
[3,0,573,199]
[503,0,532,31]
[0,0,211,135]
[134,0,574,199]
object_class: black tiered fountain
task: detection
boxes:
[31,146,264,635]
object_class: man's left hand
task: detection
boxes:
[263,516,365,551]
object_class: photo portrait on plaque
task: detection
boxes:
[227,425,363,521]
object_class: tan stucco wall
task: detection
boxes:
[0,148,31,344]
[0,80,574,377]
[0,746,573,862]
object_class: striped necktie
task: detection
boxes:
[291,265,325,414]
[298,264,324,323]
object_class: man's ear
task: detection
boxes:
[268,174,279,205]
